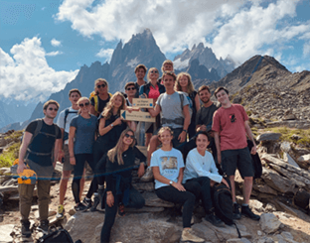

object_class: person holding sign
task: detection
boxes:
[139,67,165,146]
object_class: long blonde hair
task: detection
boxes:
[175,72,195,94]
[108,128,135,165]
[102,92,126,119]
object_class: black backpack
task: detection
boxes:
[212,182,241,238]
[38,225,81,243]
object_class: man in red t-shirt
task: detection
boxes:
[212,87,260,221]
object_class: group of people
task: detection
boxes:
[16,60,260,243]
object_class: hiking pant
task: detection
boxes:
[184,177,213,213]
[100,187,145,243]
[72,154,94,203]
[155,185,195,228]
[19,180,51,221]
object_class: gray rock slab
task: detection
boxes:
[261,167,295,193]
[226,238,251,243]
[257,133,282,141]
[259,213,281,234]
[297,154,310,163]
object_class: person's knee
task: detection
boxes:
[244,176,253,184]
[136,197,145,209]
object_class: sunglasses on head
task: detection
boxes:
[97,84,106,88]
[126,87,136,91]
[79,102,90,107]
[150,70,158,73]
[48,107,58,111]
[124,134,135,139]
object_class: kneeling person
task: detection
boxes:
[183,132,229,227]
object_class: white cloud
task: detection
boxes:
[46,51,63,56]
[96,48,113,62]
[303,42,310,57]
[55,0,310,67]
[0,37,78,101]
[51,38,61,47]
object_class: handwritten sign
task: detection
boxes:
[132,98,154,108]
[121,110,155,122]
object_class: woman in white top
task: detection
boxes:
[150,127,204,243]
[183,131,229,227]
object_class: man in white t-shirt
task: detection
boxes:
[56,89,83,219]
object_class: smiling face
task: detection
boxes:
[178,75,189,88]
[163,74,175,90]
[148,68,159,81]
[69,91,81,106]
[123,131,135,146]
[96,80,108,95]
[198,89,211,104]
[135,67,146,80]
[125,84,136,98]
[158,129,173,146]
[113,95,123,109]
[196,133,210,152]
[44,104,58,119]
[216,89,230,105]
[163,63,173,72]
[77,98,91,113]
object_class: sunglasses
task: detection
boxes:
[48,108,58,111]
[150,70,158,73]
[124,134,135,139]
[126,87,136,91]
[97,84,106,88]
[79,102,90,107]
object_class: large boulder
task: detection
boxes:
[259,213,281,234]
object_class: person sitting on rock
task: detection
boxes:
[212,86,260,221]
[150,127,205,243]
[183,131,229,227]
[100,128,146,243]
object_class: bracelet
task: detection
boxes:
[182,129,187,133]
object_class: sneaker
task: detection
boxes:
[203,213,225,227]
[233,203,241,220]
[181,228,205,243]
[140,167,154,182]
[90,193,100,212]
[118,203,126,216]
[241,205,260,221]
[56,205,65,219]
[38,220,49,233]
[21,220,31,237]
[83,197,92,209]
[74,202,87,211]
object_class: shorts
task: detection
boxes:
[63,144,74,171]
[221,147,254,177]
[146,124,154,133]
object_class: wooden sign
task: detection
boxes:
[121,110,155,122]
[132,98,154,108]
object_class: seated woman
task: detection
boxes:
[182,131,229,227]
[150,127,204,243]
[68,97,98,211]
[100,129,146,243]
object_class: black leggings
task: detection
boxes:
[72,154,94,203]
[155,186,195,228]
[184,177,213,212]
[100,187,145,242]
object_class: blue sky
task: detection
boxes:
[1,0,310,102]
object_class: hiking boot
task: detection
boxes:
[181,228,205,243]
[56,204,65,219]
[83,197,92,209]
[241,205,260,221]
[118,203,126,216]
[38,220,49,233]
[74,202,87,211]
[203,213,225,227]
[90,192,100,212]
[21,220,31,237]
[233,203,241,220]
[140,167,154,182]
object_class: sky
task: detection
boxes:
[1,0,310,102]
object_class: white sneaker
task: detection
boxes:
[181,228,204,243]
[140,167,154,182]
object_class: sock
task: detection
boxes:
[242,203,248,207]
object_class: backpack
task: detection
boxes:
[63,108,78,141]
[89,91,113,113]
[37,225,80,243]
[212,182,241,238]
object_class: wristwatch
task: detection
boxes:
[110,124,114,127]
[183,129,187,133]
[169,181,173,185]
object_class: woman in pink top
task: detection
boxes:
[139,67,165,146]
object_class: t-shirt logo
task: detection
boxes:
[229,114,236,123]
[160,156,177,172]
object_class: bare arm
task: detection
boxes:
[53,138,62,167]
[68,126,76,165]
[194,93,200,114]
[178,105,190,143]
[148,104,161,117]
[214,131,221,164]
[98,117,121,136]
[17,132,32,174]
[245,120,256,155]
[127,121,136,132]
